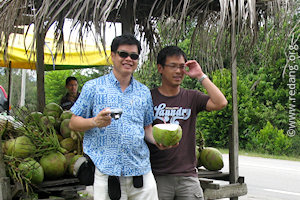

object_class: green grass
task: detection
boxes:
[218,148,300,162]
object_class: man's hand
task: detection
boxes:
[183,60,228,111]
[155,142,179,150]
[183,60,204,79]
[92,108,112,128]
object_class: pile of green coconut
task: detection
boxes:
[195,131,224,171]
[0,103,84,192]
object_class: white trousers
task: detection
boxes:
[93,168,158,200]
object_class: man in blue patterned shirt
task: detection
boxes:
[69,34,159,200]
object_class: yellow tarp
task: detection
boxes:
[0,33,112,71]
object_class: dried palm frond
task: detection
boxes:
[0,0,295,70]
[0,0,33,61]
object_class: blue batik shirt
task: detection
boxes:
[71,71,154,176]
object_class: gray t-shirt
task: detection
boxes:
[148,87,209,177]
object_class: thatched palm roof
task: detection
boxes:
[0,0,296,110]
[0,0,295,60]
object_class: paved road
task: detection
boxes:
[219,154,300,200]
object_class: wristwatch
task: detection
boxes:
[198,74,207,84]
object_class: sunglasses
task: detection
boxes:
[117,51,139,60]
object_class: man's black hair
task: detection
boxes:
[157,46,187,66]
[111,33,141,54]
[66,76,78,86]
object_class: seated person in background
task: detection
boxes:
[60,76,80,110]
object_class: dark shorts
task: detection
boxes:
[155,175,204,200]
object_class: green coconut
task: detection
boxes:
[68,155,83,176]
[7,136,36,158]
[200,147,224,171]
[65,152,75,165]
[19,158,44,185]
[60,138,76,152]
[25,111,43,124]
[60,110,73,121]
[43,103,63,119]
[3,139,14,155]
[60,119,71,138]
[40,151,67,179]
[153,123,182,146]
[6,138,16,156]
[54,118,62,131]
[40,116,56,129]
[64,152,75,175]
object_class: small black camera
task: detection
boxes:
[110,108,123,120]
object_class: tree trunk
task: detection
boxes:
[20,69,26,107]
[36,32,46,112]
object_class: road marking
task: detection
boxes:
[239,163,300,173]
[264,188,300,196]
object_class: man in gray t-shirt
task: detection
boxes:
[148,46,228,200]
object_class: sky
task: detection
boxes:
[45,20,122,47]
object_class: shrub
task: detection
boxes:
[248,121,292,155]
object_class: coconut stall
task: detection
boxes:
[0,103,87,199]
[0,32,111,199]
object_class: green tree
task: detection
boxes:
[135,13,299,156]
[44,67,112,105]
[44,70,73,104]
[0,68,37,111]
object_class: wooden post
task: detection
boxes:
[36,31,46,112]
[0,177,11,200]
[229,0,239,199]
[120,0,135,34]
